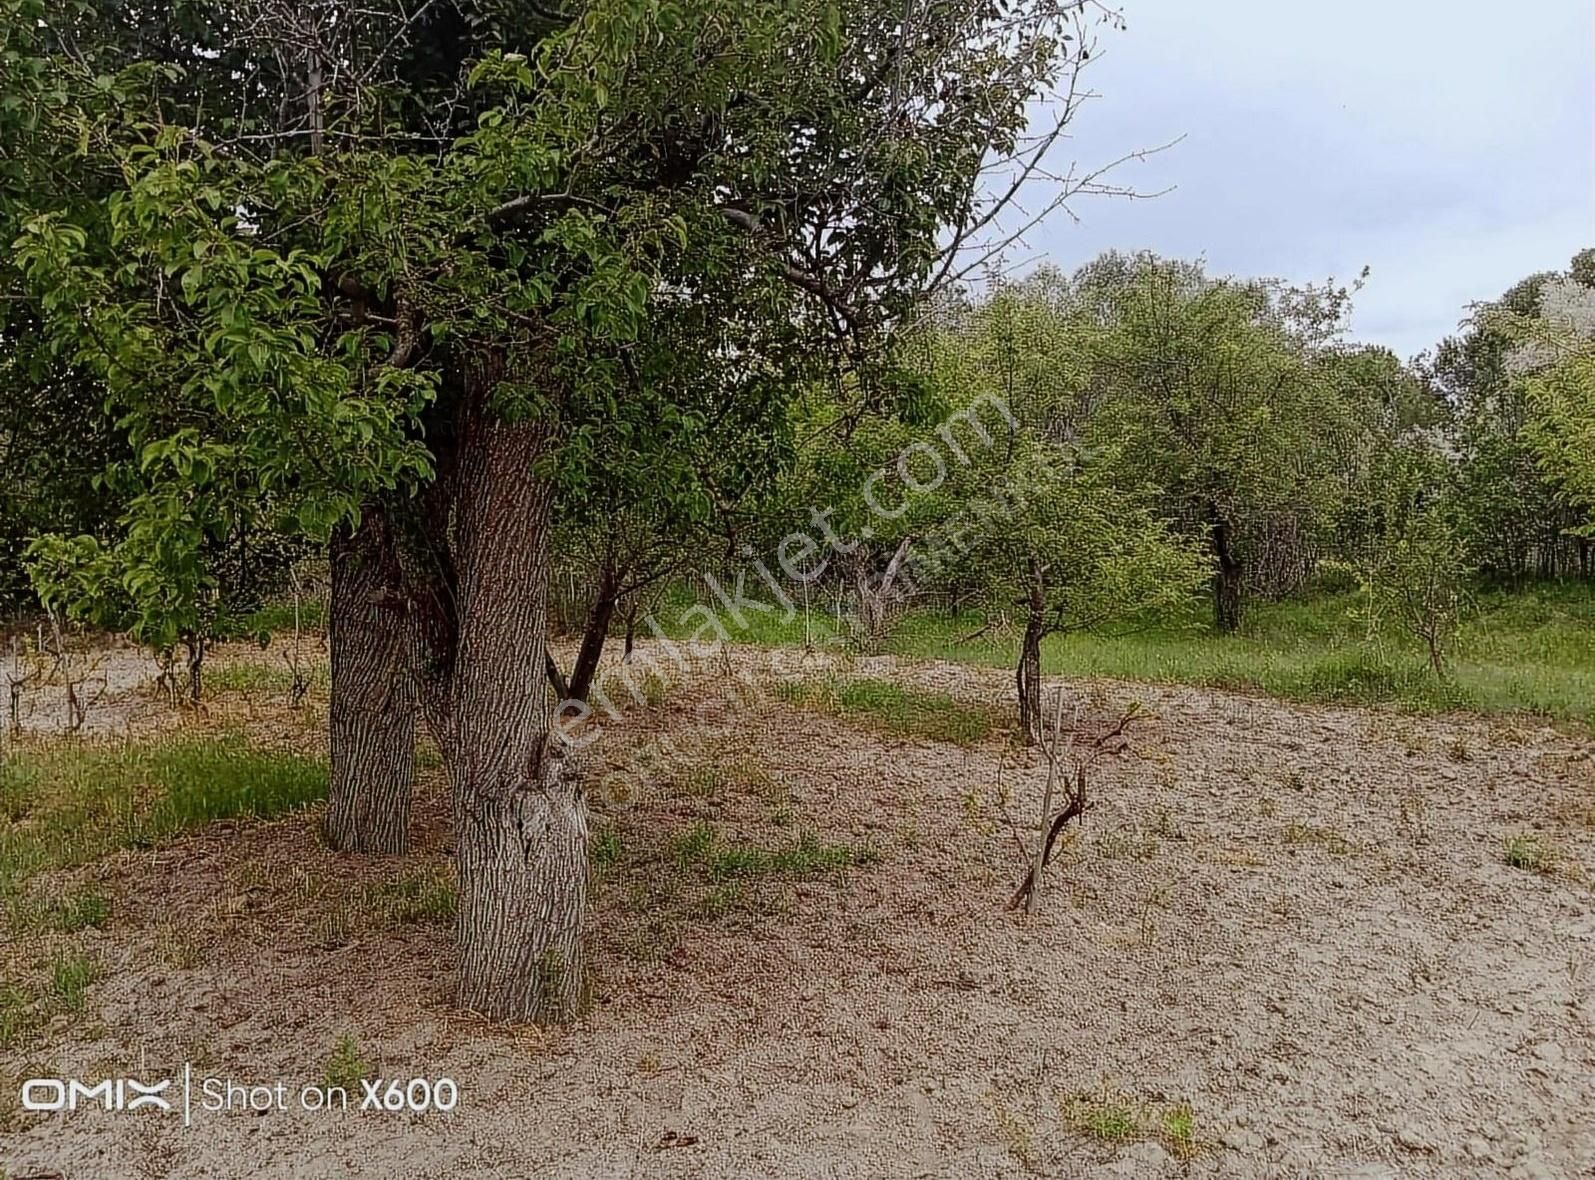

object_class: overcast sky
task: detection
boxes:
[1027,0,1594,361]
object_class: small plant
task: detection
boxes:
[1061,1088,1202,1160]
[1161,1103,1200,1161]
[1504,833,1558,875]
[672,822,878,882]
[323,1033,369,1092]
[590,830,624,871]
[49,950,99,1011]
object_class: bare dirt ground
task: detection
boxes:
[3,640,1593,1179]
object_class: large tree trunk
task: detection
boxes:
[416,405,587,1024]
[1016,559,1047,746]
[325,509,416,854]
[1210,510,1244,634]
[565,571,618,703]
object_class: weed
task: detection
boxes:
[1504,833,1558,875]
[323,1033,369,1092]
[1062,1088,1202,1160]
[1160,1103,1200,1160]
[671,822,878,888]
[0,981,38,1049]
[590,830,624,871]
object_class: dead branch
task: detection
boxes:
[1007,697,1144,911]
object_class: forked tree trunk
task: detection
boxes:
[325,509,416,854]
[421,408,587,1023]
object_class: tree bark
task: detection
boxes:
[325,508,416,854]
[415,403,587,1024]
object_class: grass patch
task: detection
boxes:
[671,821,878,883]
[0,736,328,893]
[0,980,38,1049]
[776,676,999,745]
[243,598,328,635]
[1504,833,1559,875]
[50,887,111,933]
[368,868,456,926]
[670,752,783,801]
[591,830,624,871]
[1061,1088,1202,1160]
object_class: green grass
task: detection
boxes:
[885,582,1595,724]
[0,736,328,894]
[242,598,328,635]
[776,676,1001,745]
[49,887,111,933]
[671,821,878,882]
[654,579,1594,723]
[1061,1090,1203,1160]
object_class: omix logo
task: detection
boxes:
[20,1077,174,1113]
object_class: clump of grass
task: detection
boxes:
[1160,1103,1200,1161]
[49,950,99,1012]
[1504,833,1558,875]
[1061,1088,1202,1160]
[0,737,327,893]
[777,676,998,745]
[206,662,294,694]
[369,868,456,925]
[671,821,878,882]
[50,888,111,933]
[323,1033,369,1092]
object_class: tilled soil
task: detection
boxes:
[2,643,1592,1178]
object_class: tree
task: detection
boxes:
[915,279,1207,742]
[1504,275,1595,537]
[5,0,1121,1021]
[1358,445,1472,676]
[1434,260,1593,580]
[1078,254,1371,631]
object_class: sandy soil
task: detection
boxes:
[2,643,1593,1179]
